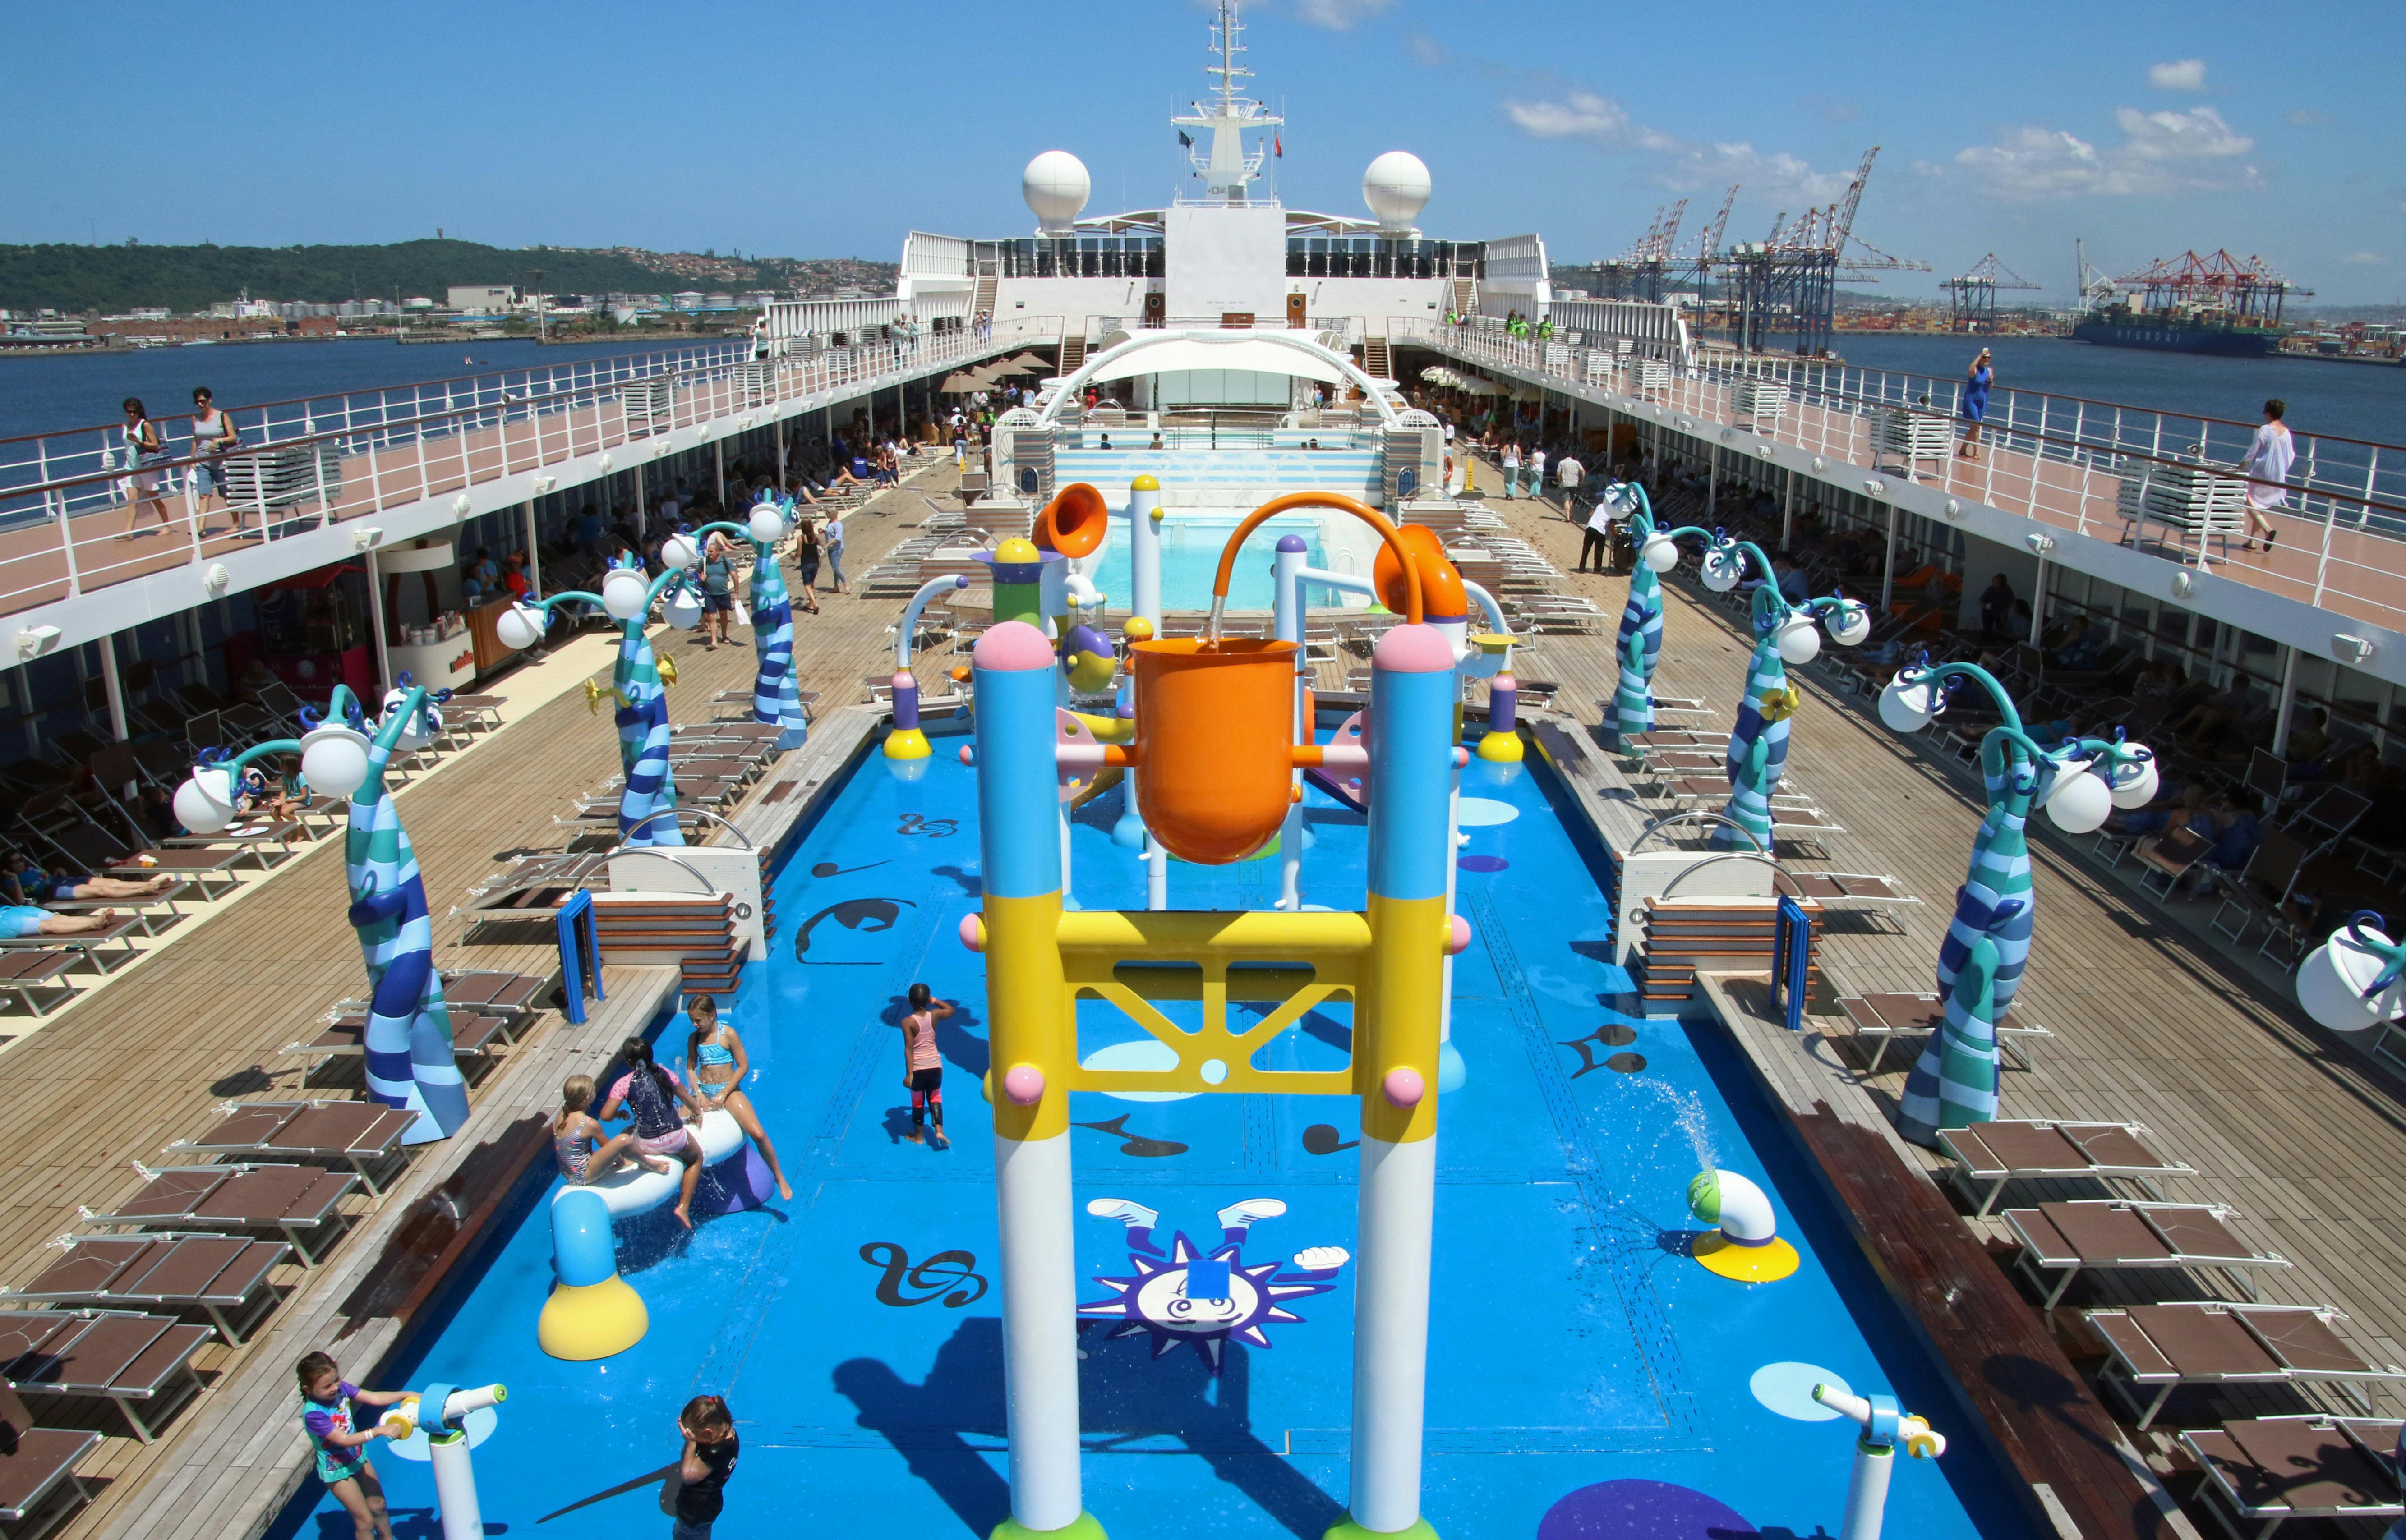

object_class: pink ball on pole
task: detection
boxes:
[1002,1064,1046,1106]
[1382,1067,1426,1108]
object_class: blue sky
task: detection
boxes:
[12,0,2403,304]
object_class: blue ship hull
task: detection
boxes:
[2071,319,2278,357]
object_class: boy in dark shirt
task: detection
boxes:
[666,1395,738,1540]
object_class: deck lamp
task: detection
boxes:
[1879,654,2157,1145]
[2297,914,2406,1035]
[298,722,374,800]
[1826,599,1871,646]
[664,586,705,630]
[601,567,650,621]
[1699,540,1744,592]
[1773,612,1822,666]
[659,532,701,570]
[1639,533,1681,572]
[174,764,240,836]
[747,505,788,544]
[495,603,549,652]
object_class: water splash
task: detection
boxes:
[1618,1076,1719,1172]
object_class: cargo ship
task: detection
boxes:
[2070,247,2302,357]
[2070,301,2283,356]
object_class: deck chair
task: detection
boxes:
[0,916,144,976]
[0,1424,102,1540]
[282,1012,511,1085]
[0,1310,212,1444]
[1833,993,2053,1076]
[163,1100,417,1195]
[2002,1199,2291,1310]
[4,1235,288,1347]
[2134,824,2218,902]
[1936,1120,2194,1218]
[2180,1416,2406,1538]
[0,953,80,1017]
[2243,748,2288,812]
[2088,1303,2406,1428]
[79,1163,360,1267]
[2207,827,2314,961]
[2285,786,2371,850]
[1784,873,1921,914]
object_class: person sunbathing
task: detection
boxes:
[4,853,174,904]
[0,905,123,940]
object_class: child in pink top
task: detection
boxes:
[899,982,955,1149]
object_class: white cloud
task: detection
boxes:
[1277,0,1392,28]
[2148,58,2207,91]
[1954,105,2257,198]
[1503,89,1848,197]
[1406,31,1444,65]
[2344,251,2385,265]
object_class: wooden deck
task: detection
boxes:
[16,456,2406,1540]
[0,464,964,1540]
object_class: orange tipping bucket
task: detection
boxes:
[1131,638,1299,864]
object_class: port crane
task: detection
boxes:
[1946,253,2042,334]
[1707,147,1932,356]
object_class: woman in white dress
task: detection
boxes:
[115,398,174,538]
[2240,398,2295,552]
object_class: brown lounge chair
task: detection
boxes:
[1938,1119,2195,1217]
[40,881,192,937]
[2002,1200,2291,1310]
[2179,1416,2405,1538]
[2087,1303,2406,1429]
[0,955,79,1018]
[79,1164,359,1266]
[0,1309,212,1443]
[441,694,508,732]
[0,916,146,976]
[100,848,249,901]
[438,970,547,1017]
[4,1235,287,1347]
[1834,993,2055,1075]
[281,1013,510,1084]
[163,816,309,866]
[0,1423,102,1540]
[1784,873,1922,913]
[162,1100,418,1195]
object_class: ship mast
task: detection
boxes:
[1171,0,1281,204]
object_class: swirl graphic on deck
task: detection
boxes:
[895,814,958,839]
[793,897,917,964]
[1079,1198,1348,1373]
[857,1241,988,1308]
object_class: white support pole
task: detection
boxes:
[1781,467,1797,552]
[1878,502,1899,611]
[713,441,725,510]
[1129,477,1163,632]
[97,631,128,742]
[1839,1440,1897,1540]
[2271,645,2300,758]
[429,1438,485,1540]
[521,501,542,594]
[365,547,391,694]
[1349,1133,1438,1535]
[1273,538,1307,912]
[993,1132,1084,1531]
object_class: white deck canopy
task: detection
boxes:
[1037,327,1400,425]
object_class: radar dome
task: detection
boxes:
[1023,151,1091,234]
[1363,151,1432,233]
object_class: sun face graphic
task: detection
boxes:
[1079,1198,1349,1373]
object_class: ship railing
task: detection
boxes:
[1397,317,2406,635]
[0,317,1053,620]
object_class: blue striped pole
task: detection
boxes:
[1716,624,1793,854]
[1611,506,1664,744]
[346,688,469,1142]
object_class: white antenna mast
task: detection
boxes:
[1172,0,1280,205]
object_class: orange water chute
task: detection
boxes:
[1373,522,1466,619]
[1208,493,1425,626]
[1033,482,1109,557]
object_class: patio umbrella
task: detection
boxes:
[940,372,983,392]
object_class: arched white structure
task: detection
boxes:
[1033,328,1403,428]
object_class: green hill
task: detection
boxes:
[0,240,899,315]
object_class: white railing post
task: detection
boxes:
[2314,501,2338,605]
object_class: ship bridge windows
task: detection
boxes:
[996,236,1164,280]
[1283,238,1485,281]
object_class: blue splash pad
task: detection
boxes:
[268,741,2019,1540]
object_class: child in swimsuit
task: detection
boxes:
[682,995,791,1200]
[552,1074,668,1185]
[595,1036,707,1227]
[898,982,955,1149]
[296,1350,404,1540]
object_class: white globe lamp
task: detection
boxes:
[174,766,237,836]
[1826,601,1872,647]
[1774,613,1821,666]
[601,568,650,622]
[1700,547,1742,593]
[298,725,373,801]
[2039,763,2114,834]
[659,533,700,571]
[2105,750,2160,809]
[1878,674,1939,734]
[2297,923,2406,1034]
[664,587,704,630]
[1362,151,1433,234]
[747,506,787,545]
[382,690,439,751]
[1023,151,1091,235]
[495,603,548,653]
[1640,536,1681,574]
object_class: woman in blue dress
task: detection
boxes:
[1957,348,1993,460]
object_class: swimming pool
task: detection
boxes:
[273,726,2024,1540]
[1084,510,1375,612]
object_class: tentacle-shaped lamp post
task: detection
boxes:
[1605,483,1668,746]
[491,557,696,848]
[173,685,470,1143]
[1633,524,1870,853]
[686,503,811,750]
[1876,659,2157,1145]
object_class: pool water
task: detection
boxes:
[1085,513,1359,612]
[273,729,2022,1540]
